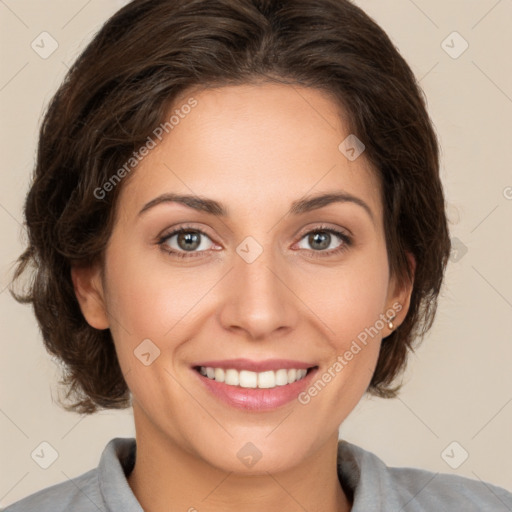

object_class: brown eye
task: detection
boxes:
[158,227,215,258]
[176,231,202,251]
[296,227,352,256]
[307,231,332,251]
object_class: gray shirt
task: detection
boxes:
[3,437,512,511]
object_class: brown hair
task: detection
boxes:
[9,0,451,414]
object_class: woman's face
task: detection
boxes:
[73,83,412,474]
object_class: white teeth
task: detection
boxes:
[257,370,275,389]
[198,366,310,388]
[224,369,239,386]
[214,368,225,382]
[239,370,258,388]
[275,369,288,386]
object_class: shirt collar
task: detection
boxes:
[98,437,142,512]
[98,437,400,511]
[337,439,404,510]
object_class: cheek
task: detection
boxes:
[326,280,387,352]
[102,245,222,382]
[295,266,388,422]
[104,241,199,334]
[301,252,390,350]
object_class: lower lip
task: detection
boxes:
[193,367,318,411]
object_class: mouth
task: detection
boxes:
[193,365,316,389]
[191,359,319,411]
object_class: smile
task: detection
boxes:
[196,366,309,389]
[192,359,319,411]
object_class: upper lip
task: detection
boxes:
[193,358,317,372]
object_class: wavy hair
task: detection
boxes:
[9,0,451,413]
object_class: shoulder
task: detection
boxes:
[3,437,137,512]
[2,469,101,512]
[338,440,512,511]
[387,464,512,510]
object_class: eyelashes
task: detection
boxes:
[158,227,213,259]
[294,226,352,258]
[157,224,353,260]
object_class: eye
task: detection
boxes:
[295,226,352,257]
[157,227,216,259]
[157,224,352,260]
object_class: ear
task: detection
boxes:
[384,251,416,332]
[70,262,109,330]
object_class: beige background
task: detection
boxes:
[1,0,511,507]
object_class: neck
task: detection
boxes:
[127,405,352,512]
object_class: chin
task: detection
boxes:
[193,435,315,475]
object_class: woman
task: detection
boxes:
[6,0,512,510]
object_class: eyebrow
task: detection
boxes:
[138,191,375,223]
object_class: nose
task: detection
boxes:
[218,243,299,341]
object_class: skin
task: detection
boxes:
[72,83,414,512]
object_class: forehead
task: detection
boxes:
[117,83,382,224]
